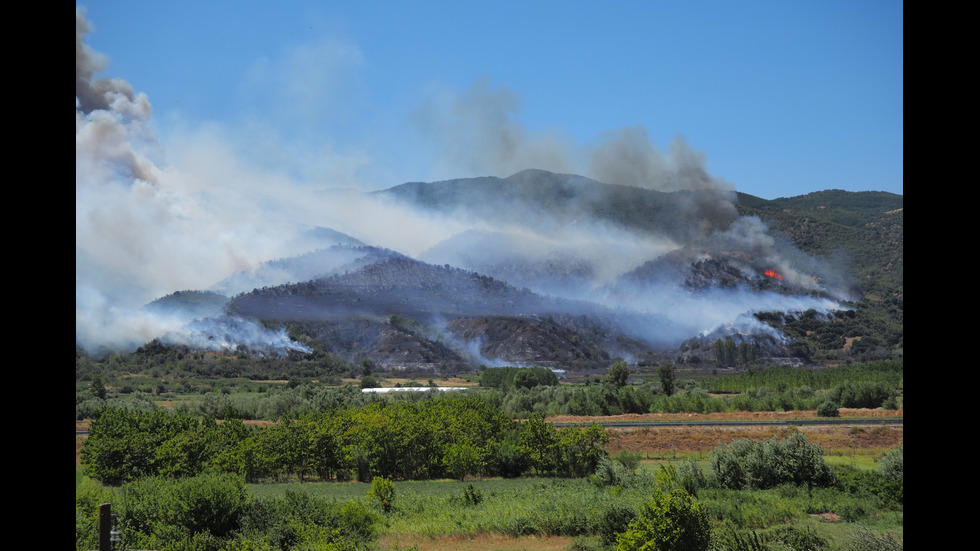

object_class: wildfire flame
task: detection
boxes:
[764,269,783,280]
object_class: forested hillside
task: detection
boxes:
[737,190,903,295]
[734,190,903,364]
[77,179,903,376]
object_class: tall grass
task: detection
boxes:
[245,458,902,543]
[381,478,654,538]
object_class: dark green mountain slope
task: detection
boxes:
[380,168,740,243]
[737,190,903,295]
[735,190,903,363]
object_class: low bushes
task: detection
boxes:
[615,488,711,551]
[75,473,378,551]
[710,432,837,490]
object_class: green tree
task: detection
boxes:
[443,439,484,481]
[360,357,374,376]
[558,423,610,477]
[817,400,840,417]
[607,361,630,387]
[514,370,538,389]
[616,489,711,551]
[90,374,107,400]
[80,407,200,484]
[714,338,737,366]
[520,413,560,475]
[367,476,395,513]
[659,363,676,396]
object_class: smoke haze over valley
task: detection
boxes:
[76,6,883,367]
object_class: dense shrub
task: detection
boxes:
[615,489,711,551]
[459,483,484,506]
[835,453,903,509]
[878,446,903,484]
[368,476,395,513]
[121,473,249,549]
[596,503,637,545]
[238,490,377,549]
[590,457,639,490]
[75,478,116,550]
[827,381,896,408]
[710,433,837,490]
[613,450,643,472]
[479,366,559,389]
[816,400,839,417]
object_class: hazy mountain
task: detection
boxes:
[379,168,741,244]
[133,170,901,370]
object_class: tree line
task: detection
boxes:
[77,360,902,424]
[80,396,609,486]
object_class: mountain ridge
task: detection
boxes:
[133,170,902,371]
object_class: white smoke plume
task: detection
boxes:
[163,317,313,356]
[76,8,318,354]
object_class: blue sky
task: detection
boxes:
[78,0,902,199]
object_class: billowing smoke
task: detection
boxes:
[76,7,854,358]
[162,317,313,356]
[413,80,735,195]
[407,79,856,342]
[412,78,578,179]
[590,127,729,193]
[76,8,315,355]
[409,79,791,280]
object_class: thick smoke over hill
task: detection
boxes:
[76,7,851,359]
[76,8,312,353]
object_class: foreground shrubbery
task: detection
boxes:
[616,488,711,551]
[76,473,378,551]
[77,431,902,550]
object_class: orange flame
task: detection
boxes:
[764,269,783,280]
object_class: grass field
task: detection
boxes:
[76,409,902,550]
[239,460,901,551]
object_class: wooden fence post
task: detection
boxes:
[98,502,111,551]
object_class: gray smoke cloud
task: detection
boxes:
[412,78,578,179]
[410,80,760,257]
[413,80,735,195]
[590,126,730,193]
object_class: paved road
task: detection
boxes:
[553,418,903,428]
